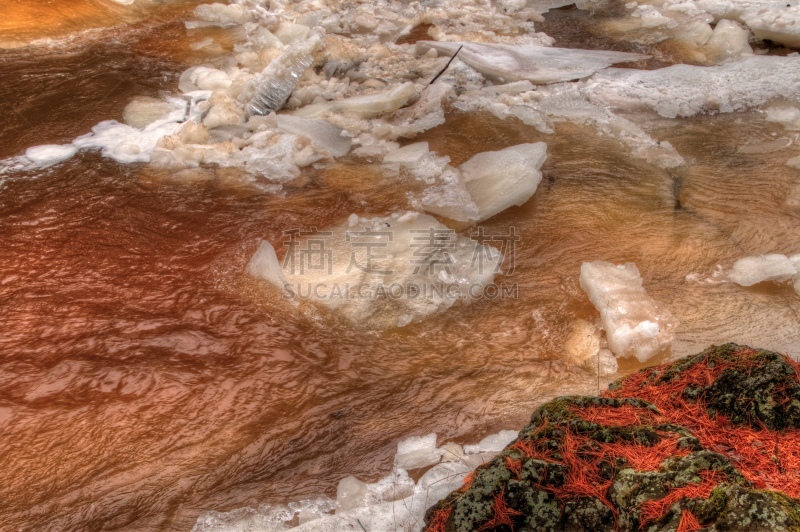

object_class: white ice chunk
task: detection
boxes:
[440,442,467,463]
[24,144,78,168]
[587,348,619,377]
[563,319,602,366]
[123,97,177,129]
[187,3,253,28]
[791,255,800,296]
[383,142,431,166]
[580,261,678,362]
[692,0,800,48]
[394,433,443,470]
[276,115,351,157]
[245,241,287,287]
[417,41,650,84]
[419,167,481,222]
[246,212,500,329]
[193,505,292,532]
[192,428,520,532]
[463,430,518,454]
[729,254,798,286]
[585,56,800,118]
[706,19,752,59]
[336,476,368,513]
[293,82,417,119]
[766,106,800,130]
[243,33,322,116]
[459,142,547,222]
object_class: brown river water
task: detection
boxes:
[1,1,799,530]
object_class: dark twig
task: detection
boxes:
[429,45,462,85]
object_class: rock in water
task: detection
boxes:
[244,33,322,116]
[424,344,800,532]
[416,41,650,84]
[579,261,678,362]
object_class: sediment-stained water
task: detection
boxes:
[1,0,799,530]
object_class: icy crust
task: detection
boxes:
[585,56,800,119]
[579,261,679,362]
[245,212,502,329]
[192,429,517,532]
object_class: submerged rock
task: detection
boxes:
[424,344,800,531]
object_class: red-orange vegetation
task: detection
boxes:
[590,432,690,471]
[428,507,452,532]
[676,509,703,532]
[459,471,475,492]
[510,439,554,462]
[505,456,523,479]
[478,488,523,531]
[571,404,662,426]
[546,430,619,525]
[639,470,723,526]
[605,349,800,499]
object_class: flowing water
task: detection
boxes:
[1,2,800,531]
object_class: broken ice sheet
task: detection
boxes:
[417,41,650,84]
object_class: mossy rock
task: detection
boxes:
[609,343,800,430]
[423,347,800,532]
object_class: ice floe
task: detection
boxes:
[580,261,679,362]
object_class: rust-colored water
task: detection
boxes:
[1,2,800,531]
